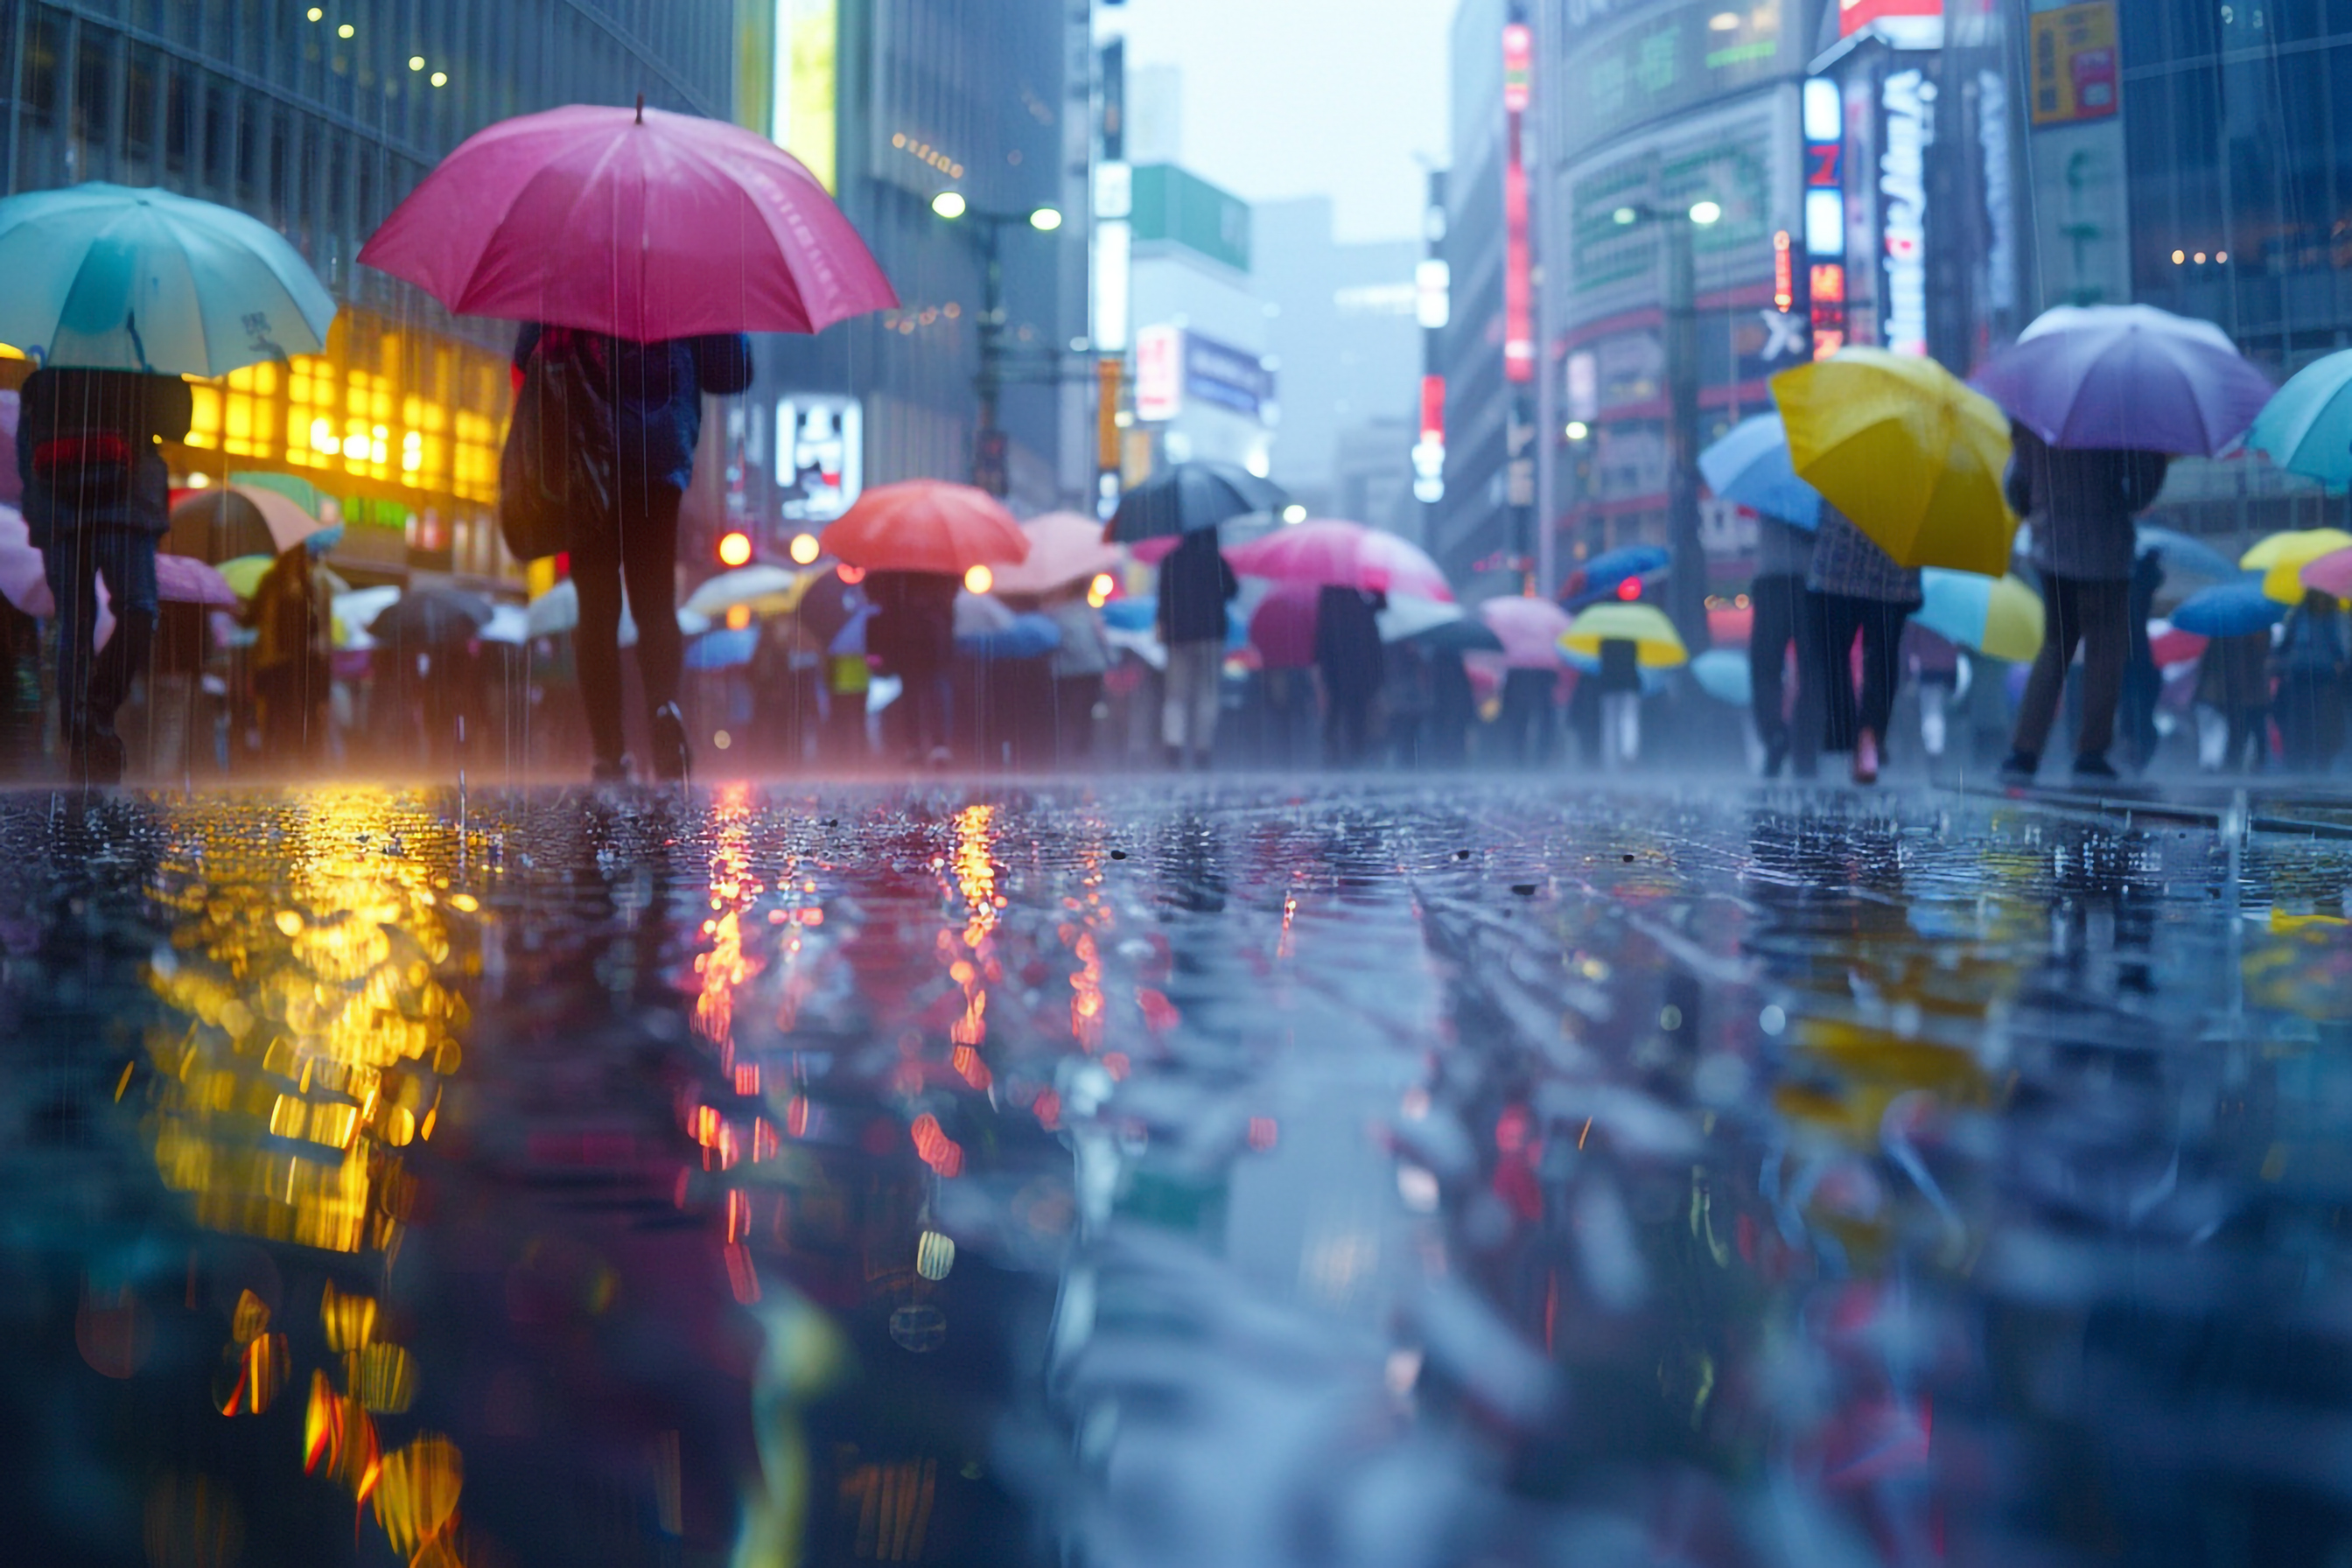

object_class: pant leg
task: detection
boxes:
[1806,592,1866,754]
[1188,644,1222,758]
[1792,590,1838,765]
[2012,575,2088,760]
[1161,644,1194,751]
[567,506,630,766]
[619,484,685,724]
[1749,574,1798,752]
[1856,603,1910,741]
[2072,578,2131,761]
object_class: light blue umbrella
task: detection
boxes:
[1698,413,1823,529]
[2171,575,2287,639]
[2135,525,2239,584]
[2247,347,2352,486]
[1690,648,1752,705]
[0,183,335,374]
[686,626,760,671]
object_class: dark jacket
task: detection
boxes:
[864,570,960,679]
[2277,595,2348,681]
[1313,585,1386,697]
[1155,530,1237,646]
[2006,424,2170,583]
[15,367,192,545]
[513,326,753,494]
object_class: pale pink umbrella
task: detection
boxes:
[990,511,1123,598]
[1478,595,1574,669]
[358,102,898,340]
[1,545,234,615]
[2301,545,2352,600]
[1224,520,1452,601]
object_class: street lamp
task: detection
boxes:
[1608,197,1720,648]
[931,194,1067,496]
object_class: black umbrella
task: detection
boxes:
[369,585,494,648]
[794,566,867,648]
[167,490,278,563]
[1411,616,1506,654]
[1105,460,1287,544]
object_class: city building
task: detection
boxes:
[731,0,1091,565]
[1541,0,1816,595]
[1124,162,1278,480]
[0,0,744,584]
[1254,195,1424,534]
[1431,0,1514,590]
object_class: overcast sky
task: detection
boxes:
[1106,0,1461,244]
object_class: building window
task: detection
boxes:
[203,80,228,188]
[22,14,63,130]
[74,38,114,155]
[166,67,192,175]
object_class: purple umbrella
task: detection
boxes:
[1972,304,2272,456]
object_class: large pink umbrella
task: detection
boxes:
[1224,520,1452,601]
[1247,583,1320,669]
[990,512,1123,598]
[358,102,898,340]
[2300,546,2352,600]
[1478,595,1574,670]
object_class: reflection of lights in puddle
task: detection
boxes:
[138,791,474,1560]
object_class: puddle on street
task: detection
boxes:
[1,782,2348,1566]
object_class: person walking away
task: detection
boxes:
[16,365,192,783]
[2197,628,2272,773]
[246,532,337,771]
[1748,514,1816,776]
[1155,529,1236,769]
[1596,637,1643,769]
[1426,646,1474,766]
[1497,663,1558,766]
[140,597,212,780]
[864,570,958,765]
[1314,584,1385,766]
[1801,504,1922,785]
[1385,638,1432,767]
[2119,548,2166,771]
[1998,424,2169,783]
[2273,589,2348,773]
[517,326,752,782]
[1902,621,1960,761]
[1040,582,1111,764]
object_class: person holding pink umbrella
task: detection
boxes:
[361,98,896,781]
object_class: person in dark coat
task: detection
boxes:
[1799,505,1921,785]
[1313,584,1385,766]
[515,326,752,781]
[1425,648,1474,766]
[2118,547,2166,771]
[1154,529,1236,769]
[1999,424,2170,783]
[2197,629,2272,774]
[2274,589,2348,773]
[16,365,193,782]
[864,570,959,765]
[1748,514,1816,777]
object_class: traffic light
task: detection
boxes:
[717,530,752,568]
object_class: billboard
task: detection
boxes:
[1135,325,1184,422]
[1130,164,1252,273]
[1560,0,1786,164]
[775,396,861,522]
[770,0,836,191]
[1185,332,1276,423]
[2029,2,2118,126]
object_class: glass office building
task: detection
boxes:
[0,0,741,579]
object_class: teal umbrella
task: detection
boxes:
[0,183,334,374]
[2249,347,2352,487]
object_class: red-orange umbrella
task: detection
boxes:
[819,481,1031,575]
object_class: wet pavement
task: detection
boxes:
[2,780,2350,1568]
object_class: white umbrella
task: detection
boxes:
[525,579,707,646]
[1377,593,1464,643]
[682,563,802,619]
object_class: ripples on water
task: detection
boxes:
[0,782,2348,1566]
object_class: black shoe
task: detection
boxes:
[1761,739,1788,780]
[592,753,635,784]
[1998,749,2039,785]
[2071,752,2120,782]
[650,703,691,782]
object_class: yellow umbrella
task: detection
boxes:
[2246,528,2352,601]
[217,553,275,599]
[1560,601,1689,668]
[1771,348,2016,576]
